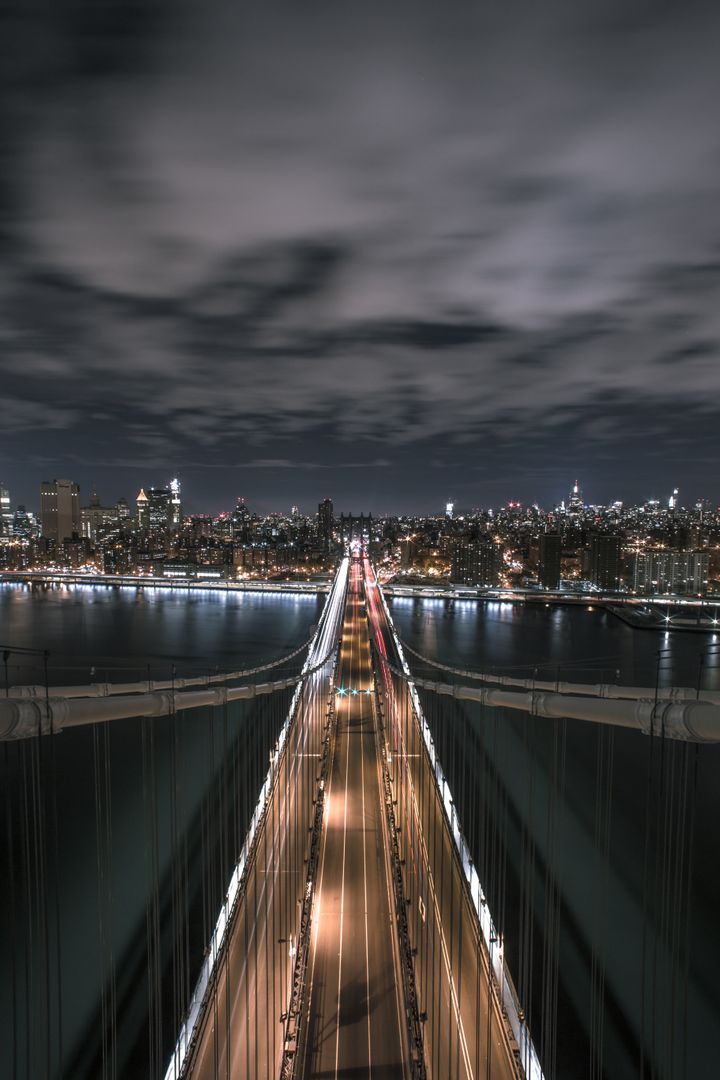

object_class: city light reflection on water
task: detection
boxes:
[0,581,324,686]
[390,594,720,689]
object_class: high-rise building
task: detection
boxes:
[588,534,621,591]
[632,551,709,596]
[568,480,583,514]
[40,479,80,542]
[170,478,182,529]
[147,487,173,532]
[318,498,334,553]
[0,483,12,537]
[81,490,120,542]
[538,533,562,589]
[136,489,150,530]
[451,539,503,587]
[232,498,252,542]
[12,506,34,540]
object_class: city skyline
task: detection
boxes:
[3,1,720,509]
[0,468,716,520]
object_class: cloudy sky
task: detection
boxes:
[2,0,719,514]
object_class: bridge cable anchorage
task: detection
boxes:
[395,636,720,706]
[6,634,318,700]
[373,653,720,744]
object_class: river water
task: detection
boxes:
[388,595,720,1080]
[1,583,718,1078]
[0,581,325,1080]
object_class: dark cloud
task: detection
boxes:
[1,1,720,511]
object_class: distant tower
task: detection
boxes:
[136,488,149,530]
[668,487,679,511]
[318,498,334,553]
[445,501,454,520]
[568,480,583,513]
[588,534,622,591]
[0,483,12,537]
[147,486,173,532]
[539,533,562,589]
[170,477,182,529]
[40,479,81,542]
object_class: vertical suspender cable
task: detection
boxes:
[5,740,18,1080]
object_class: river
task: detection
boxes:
[389,594,720,1080]
[1,583,718,1079]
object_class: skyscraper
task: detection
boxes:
[147,487,173,532]
[588,534,622,591]
[538,533,562,589]
[40,479,81,542]
[0,483,12,537]
[170,478,182,529]
[136,489,150,530]
[318,498,334,553]
[568,480,583,514]
[12,506,34,540]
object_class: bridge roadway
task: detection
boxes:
[364,557,522,1080]
[182,554,522,1079]
[299,554,408,1077]
[183,625,330,1079]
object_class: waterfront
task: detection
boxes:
[0,580,325,687]
[388,594,720,689]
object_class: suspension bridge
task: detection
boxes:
[1,555,718,1078]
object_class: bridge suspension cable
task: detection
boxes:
[0,643,340,742]
[5,633,317,700]
[396,636,720,705]
[379,651,720,743]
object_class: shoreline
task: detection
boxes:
[382,583,720,633]
[0,570,331,594]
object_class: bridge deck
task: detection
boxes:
[364,557,522,1080]
[300,556,408,1078]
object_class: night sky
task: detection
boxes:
[2,1,719,515]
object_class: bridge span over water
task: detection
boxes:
[2,556,717,1079]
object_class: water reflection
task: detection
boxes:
[390,596,720,690]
